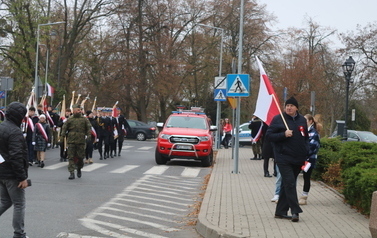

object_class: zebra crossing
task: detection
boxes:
[76,174,203,238]
[44,163,204,178]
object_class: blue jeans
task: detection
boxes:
[274,164,282,195]
[0,179,26,238]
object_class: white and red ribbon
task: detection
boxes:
[36,123,49,142]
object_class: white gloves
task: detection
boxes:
[47,143,51,147]
[96,139,99,142]
[32,142,36,145]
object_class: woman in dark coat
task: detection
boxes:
[32,114,51,168]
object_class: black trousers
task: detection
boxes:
[115,134,124,154]
[85,141,93,159]
[275,161,303,215]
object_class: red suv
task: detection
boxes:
[155,109,217,167]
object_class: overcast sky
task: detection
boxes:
[262,0,377,48]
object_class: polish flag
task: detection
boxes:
[112,101,119,117]
[253,57,281,125]
[47,83,55,97]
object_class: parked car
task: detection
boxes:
[331,130,377,143]
[227,122,252,147]
[126,119,156,141]
[155,109,217,167]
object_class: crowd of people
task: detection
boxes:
[22,103,132,179]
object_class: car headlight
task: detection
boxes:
[198,136,210,141]
[160,134,170,139]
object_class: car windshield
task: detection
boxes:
[166,116,208,130]
[358,131,377,142]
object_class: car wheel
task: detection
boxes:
[136,132,146,141]
[201,150,213,167]
[155,148,168,165]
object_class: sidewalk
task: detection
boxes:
[196,146,371,238]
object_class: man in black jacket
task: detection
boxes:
[0,101,29,238]
[265,96,309,222]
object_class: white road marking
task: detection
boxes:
[121,146,134,150]
[138,146,153,150]
[113,197,187,212]
[80,218,167,238]
[44,162,67,170]
[181,167,201,177]
[101,206,175,223]
[81,163,107,172]
[110,165,139,173]
[93,212,178,232]
[143,165,169,175]
[106,202,178,216]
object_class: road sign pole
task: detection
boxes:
[215,101,221,149]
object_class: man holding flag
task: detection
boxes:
[265,97,309,222]
[254,57,309,222]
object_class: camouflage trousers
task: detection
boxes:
[67,143,86,172]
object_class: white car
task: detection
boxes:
[228,122,252,146]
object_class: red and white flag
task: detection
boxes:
[46,83,55,97]
[253,56,281,125]
[112,101,119,117]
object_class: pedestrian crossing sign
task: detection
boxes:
[214,89,227,101]
[226,74,250,97]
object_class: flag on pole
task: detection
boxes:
[60,95,66,120]
[112,101,119,117]
[46,83,55,97]
[253,57,281,125]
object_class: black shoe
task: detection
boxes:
[63,158,67,162]
[250,157,258,160]
[40,161,45,168]
[273,172,277,177]
[29,162,33,166]
[37,162,41,167]
[110,154,113,158]
[118,153,121,157]
[292,213,299,222]
[69,173,75,180]
[77,169,82,178]
[274,214,292,220]
[264,173,272,177]
[114,153,117,157]
[99,157,103,160]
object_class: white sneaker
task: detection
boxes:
[271,195,279,202]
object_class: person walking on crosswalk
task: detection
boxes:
[60,104,91,180]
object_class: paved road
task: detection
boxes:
[0,140,207,238]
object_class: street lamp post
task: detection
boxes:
[342,56,356,140]
[34,21,65,100]
[196,23,224,149]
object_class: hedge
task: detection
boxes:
[314,138,377,215]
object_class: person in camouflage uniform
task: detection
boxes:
[60,104,92,180]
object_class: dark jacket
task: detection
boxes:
[0,102,28,181]
[115,115,132,137]
[33,121,51,151]
[26,115,39,141]
[265,112,309,165]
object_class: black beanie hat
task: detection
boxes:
[86,110,92,116]
[285,96,299,108]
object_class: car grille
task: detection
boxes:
[169,136,200,144]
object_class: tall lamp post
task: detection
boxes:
[34,21,65,100]
[342,56,356,140]
[196,23,224,149]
